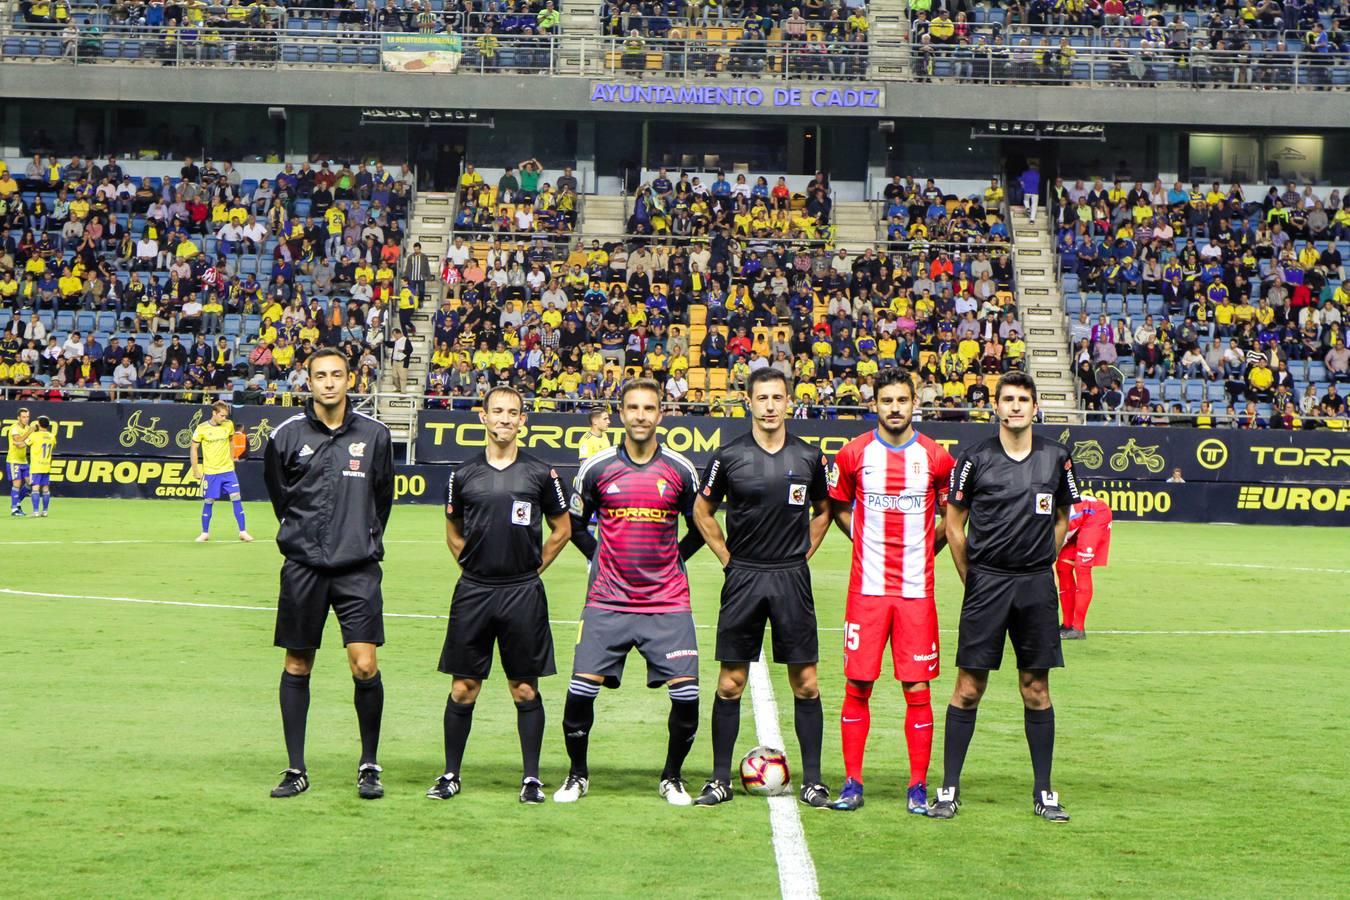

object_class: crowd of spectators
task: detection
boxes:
[908,5,1350,87]
[428,173,1023,417]
[0,154,417,403]
[607,2,871,78]
[1055,176,1349,427]
[453,161,580,240]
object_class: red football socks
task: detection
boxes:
[1056,558,1077,627]
[904,687,933,787]
[840,682,872,782]
[1071,566,1095,631]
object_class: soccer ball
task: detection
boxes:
[739,746,791,796]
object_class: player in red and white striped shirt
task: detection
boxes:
[827,368,955,813]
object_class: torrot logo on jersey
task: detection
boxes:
[608,506,676,522]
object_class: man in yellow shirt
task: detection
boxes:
[25,415,56,517]
[578,407,612,460]
[190,400,253,542]
[7,406,32,516]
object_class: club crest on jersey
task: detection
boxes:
[1035,492,1053,515]
[656,478,668,497]
[511,500,532,524]
[788,484,807,506]
[348,459,361,471]
[348,442,366,458]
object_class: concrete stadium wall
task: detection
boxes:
[3,62,1347,127]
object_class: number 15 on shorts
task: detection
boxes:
[844,621,860,650]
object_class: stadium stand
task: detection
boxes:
[1053,176,1348,427]
[5,1,1347,88]
[414,165,1023,418]
[0,154,412,405]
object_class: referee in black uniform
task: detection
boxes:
[691,368,833,808]
[427,386,572,804]
[931,371,1080,822]
[262,347,395,800]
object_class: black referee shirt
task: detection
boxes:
[946,435,1081,574]
[700,432,830,563]
[445,450,570,580]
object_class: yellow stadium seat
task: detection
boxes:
[689,305,707,326]
[687,367,708,389]
[708,369,729,390]
[687,346,701,366]
[690,324,708,345]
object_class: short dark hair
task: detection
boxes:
[483,385,524,410]
[36,416,50,430]
[995,370,1038,404]
[588,406,609,423]
[747,367,788,395]
[619,377,662,405]
[305,347,349,374]
[873,367,915,399]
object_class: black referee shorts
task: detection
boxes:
[716,559,818,665]
[274,559,384,650]
[438,571,556,681]
[955,565,1064,672]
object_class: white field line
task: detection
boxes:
[3,588,1348,636]
[748,650,820,900]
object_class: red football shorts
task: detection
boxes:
[1060,523,1112,568]
[842,592,940,683]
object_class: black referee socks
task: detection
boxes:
[793,696,825,787]
[1024,706,1056,798]
[515,695,545,781]
[279,671,310,772]
[710,695,742,783]
[443,697,475,776]
[942,704,979,792]
[352,672,383,767]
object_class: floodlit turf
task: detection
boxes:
[2,499,1348,898]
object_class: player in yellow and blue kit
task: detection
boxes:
[190,400,254,543]
[577,407,612,461]
[26,416,56,517]
[7,406,32,516]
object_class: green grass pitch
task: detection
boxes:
[3,500,1348,898]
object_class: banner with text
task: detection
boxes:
[22,457,1349,525]
[30,458,440,505]
[412,411,1350,486]
[4,403,1347,488]
[381,33,463,73]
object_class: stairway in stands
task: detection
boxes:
[1009,207,1076,421]
[375,190,454,441]
[832,201,882,249]
[579,194,626,237]
[868,0,909,78]
[560,0,603,74]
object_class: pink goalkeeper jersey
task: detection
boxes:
[829,430,955,598]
